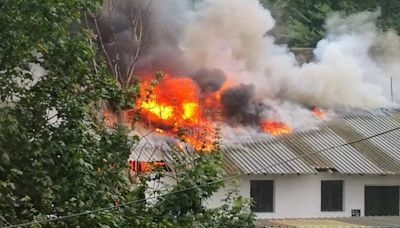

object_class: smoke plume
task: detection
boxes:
[191,68,226,93]
[98,0,400,130]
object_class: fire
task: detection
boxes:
[105,73,301,150]
[103,73,218,151]
[141,98,174,120]
[182,102,198,120]
[261,120,293,136]
[214,80,234,101]
[137,74,216,151]
[138,75,200,126]
[179,124,216,151]
[204,80,234,107]
[129,160,166,173]
[311,107,325,119]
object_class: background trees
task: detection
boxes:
[260,0,400,47]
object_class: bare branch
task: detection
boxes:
[88,9,116,79]
[93,0,153,88]
[125,0,152,87]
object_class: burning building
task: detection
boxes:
[96,0,400,219]
[131,110,400,219]
[98,0,399,148]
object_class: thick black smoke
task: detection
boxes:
[96,0,187,79]
[220,84,264,125]
[191,68,226,93]
[95,1,269,126]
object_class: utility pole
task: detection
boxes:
[391,77,394,102]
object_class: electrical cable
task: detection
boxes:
[4,126,400,228]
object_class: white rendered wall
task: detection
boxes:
[206,173,400,219]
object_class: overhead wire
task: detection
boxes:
[4,126,400,228]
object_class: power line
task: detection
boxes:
[4,126,400,228]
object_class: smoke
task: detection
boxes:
[220,84,265,125]
[287,11,399,108]
[191,68,226,93]
[97,0,189,76]
[98,0,400,130]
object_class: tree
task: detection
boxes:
[260,0,400,47]
[0,1,254,227]
[0,0,136,226]
[120,141,255,228]
[91,0,153,88]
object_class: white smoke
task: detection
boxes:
[100,0,400,133]
[182,0,295,99]
[182,1,399,111]
[288,11,399,108]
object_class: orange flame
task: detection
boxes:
[128,160,166,172]
[137,74,216,151]
[312,107,325,119]
[138,75,200,126]
[105,73,277,152]
[261,120,293,136]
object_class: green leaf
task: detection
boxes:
[20,195,31,202]
[10,168,23,176]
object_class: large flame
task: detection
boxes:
[260,120,293,136]
[137,74,216,151]
[138,75,200,126]
[105,73,296,150]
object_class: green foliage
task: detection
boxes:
[0,0,134,226]
[260,0,400,47]
[120,147,255,228]
[202,182,255,227]
[0,1,255,227]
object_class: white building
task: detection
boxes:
[132,110,400,219]
[210,110,400,219]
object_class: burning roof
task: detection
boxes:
[223,110,400,175]
[130,110,400,175]
[106,72,327,150]
[99,0,399,152]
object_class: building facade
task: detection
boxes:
[211,110,400,219]
[208,173,400,219]
[131,110,400,219]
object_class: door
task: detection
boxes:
[365,186,399,216]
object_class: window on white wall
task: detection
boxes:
[250,180,273,212]
[321,180,343,211]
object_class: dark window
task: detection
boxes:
[321,180,343,211]
[365,186,399,216]
[250,180,273,212]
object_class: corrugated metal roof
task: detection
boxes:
[130,110,400,175]
[223,140,316,174]
[222,110,400,175]
[129,141,174,162]
[129,140,196,170]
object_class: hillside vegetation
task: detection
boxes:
[260,0,400,47]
